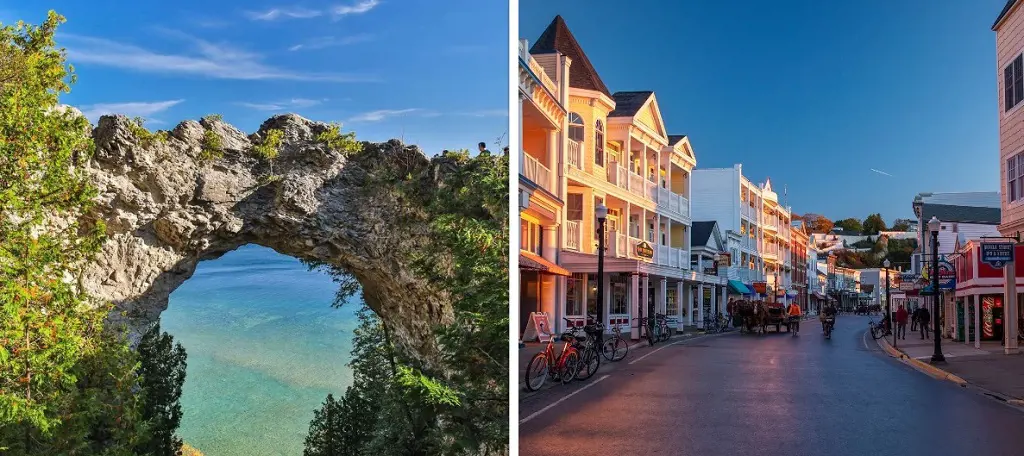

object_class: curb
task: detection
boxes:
[875,335,968,386]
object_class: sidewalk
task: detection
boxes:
[879,329,1024,403]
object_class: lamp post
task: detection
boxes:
[596,204,607,339]
[929,216,945,363]
[885,258,893,348]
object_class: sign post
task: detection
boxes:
[982,241,1018,354]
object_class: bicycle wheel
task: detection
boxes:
[524,353,549,392]
[660,326,670,342]
[871,325,884,340]
[602,337,628,362]
[576,348,600,381]
[559,351,581,384]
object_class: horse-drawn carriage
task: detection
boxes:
[732,299,796,334]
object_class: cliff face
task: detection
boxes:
[82,114,452,368]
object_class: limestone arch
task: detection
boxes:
[82,114,454,368]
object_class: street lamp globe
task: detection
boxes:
[883,258,890,268]
[596,203,608,221]
[928,216,940,233]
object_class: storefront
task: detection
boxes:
[953,240,1024,346]
[519,251,572,337]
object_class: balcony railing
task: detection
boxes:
[655,187,689,218]
[567,139,582,170]
[629,172,645,198]
[564,220,582,251]
[611,232,628,258]
[656,245,687,268]
[521,152,551,192]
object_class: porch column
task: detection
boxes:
[964,295,969,346]
[974,293,981,349]
[547,129,558,192]
[603,272,612,330]
[698,283,706,328]
[659,278,668,315]
[675,281,684,323]
[642,275,651,336]
[1006,263,1019,354]
[630,273,641,340]
[685,284,694,326]
[711,283,718,317]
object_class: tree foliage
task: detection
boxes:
[803,214,834,234]
[891,218,913,232]
[834,218,863,233]
[200,129,223,160]
[0,10,106,434]
[135,323,187,456]
[316,122,361,156]
[862,213,886,235]
[253,128,283,176]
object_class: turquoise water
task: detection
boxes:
[161,245,359,456]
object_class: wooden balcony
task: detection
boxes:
[521,151,551,193]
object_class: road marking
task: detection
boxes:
[628,340,681,365]
[519,374,610,425]
[862,329,870,351]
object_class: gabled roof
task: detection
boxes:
[609,91,668,139]
[994,0,1020,30]
[530,15,611,97]
[667,135,687,145]
[691,221,719,249]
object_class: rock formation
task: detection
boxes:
[81,114,453,368]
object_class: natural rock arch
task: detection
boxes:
[81,114,454,368]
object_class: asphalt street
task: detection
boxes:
[519,316,1024,456]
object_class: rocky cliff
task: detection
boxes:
[81,114,453,368]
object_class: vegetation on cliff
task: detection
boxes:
[0,12,189,455]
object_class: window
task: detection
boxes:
[610,274,628,315]
[586,274,599,316]
[594,119,605,166]
[1006,54,1024,112]
[569,112,585,143]
[567,193,583,221]
[520,219,542,254]
[566,274,584,316]
[666,287,678,316]
[1010,154,1024,204]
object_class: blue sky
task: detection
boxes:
[3,0,508,155]
[521,0,1007,223]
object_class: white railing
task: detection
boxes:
[613,232,628,258]
[564,220,582,251]
[567,139,582,170]
[655,246,687,268]
[644,180,657,200]
[628,171,645,198]
[607,161,627,188]
[521,152,551,192]
[655,187,690,218]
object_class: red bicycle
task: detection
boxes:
[524,324,581,392]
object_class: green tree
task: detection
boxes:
[135,323,187,456]
[834,218,863,233]
[891,218,913,232]
[0,11,107,436]
[862,213,887,235]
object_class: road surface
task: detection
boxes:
[519,316,1024,455]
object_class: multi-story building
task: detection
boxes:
[995,0,1024,238]
[911,192,1000,274]
[690,165,767,298]
[790,220,810,311]
[530,16,719,338]
[760,180,793,303]
[518,36,571,337]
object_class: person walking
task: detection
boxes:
[895,304,909,340]
[911,307,920,331]
[919,306,931,339]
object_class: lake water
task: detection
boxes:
[161,244,359,456]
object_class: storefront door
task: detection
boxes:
[520,271,539,336]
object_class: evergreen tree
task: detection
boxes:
[862,213,887,235]
[135,323,187,456]
[303,394,346,456]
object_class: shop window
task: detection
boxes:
[610,274,628,315]
[586,273,599,316]
[667,287,678,315]
[566,273,584,316]
[519,219,542,255]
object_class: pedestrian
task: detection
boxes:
[478,142,491,155]
[895,304,908,340]
[911,307,920,331]
[919,306,931,339]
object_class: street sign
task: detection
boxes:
[981,242,1015,268]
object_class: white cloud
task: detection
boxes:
[288,34,374,51]
[331,0,381,18]
[236,98,326,111]
[78,99,184,123]
[245,7,322,21]
[349,108,424,122]
[243,1,379,21]
[61,32,375,83]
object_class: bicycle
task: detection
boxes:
[566,318,603,381]
[654,313,671,342]
[523,326,581,392]
[600,318,629,362]
[633,316,658,347]
[823,315,835,340]
[868,317,891,340]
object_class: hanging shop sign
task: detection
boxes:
[752,282,767,294]
[981,242,1015,268]
[635,241,654,259]
[922,256,956,290]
